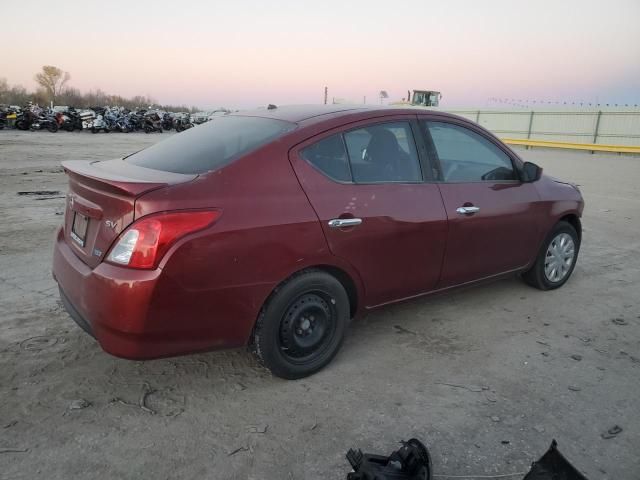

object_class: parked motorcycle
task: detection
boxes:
[90,114,111,133]
[57,108,84,131]
[127,111,145,131]
[114,114,134,133]
[30,111,59,132]
[15,108,37,130]
[143,112,163,133]
[161,112,174,131]
[174,113,194,132]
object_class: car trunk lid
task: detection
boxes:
[61,159,196,268]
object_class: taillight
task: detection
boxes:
[106,210,221,269]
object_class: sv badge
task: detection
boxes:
[105,220,118,230]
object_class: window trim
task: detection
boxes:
[409,119,438,182]
[418,116,525,184]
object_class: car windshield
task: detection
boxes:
[125,115,295,174]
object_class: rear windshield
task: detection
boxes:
[125,116,295,174]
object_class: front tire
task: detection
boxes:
[251,270,350,379]
[523,221,580,290]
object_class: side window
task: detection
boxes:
[301,134,351,182]
[425,121,517,182]
[344,122,422,183]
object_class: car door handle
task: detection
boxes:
[328,218,363,228]
[456,206,480,215]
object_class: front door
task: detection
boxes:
[420,118,541,287]
[290,117,448,307]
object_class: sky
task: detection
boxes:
[2,0,639,109]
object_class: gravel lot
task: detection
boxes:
[0,130,638,479]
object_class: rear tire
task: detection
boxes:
[251,270,349,379]
[523,221,580,290]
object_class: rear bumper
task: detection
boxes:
[53,228,166,359]
[58,287,95,338]
[52,228,260,359]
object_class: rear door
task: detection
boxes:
[419,117,541,287]
[290,116,448,307]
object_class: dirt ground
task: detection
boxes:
[0,130,638,479]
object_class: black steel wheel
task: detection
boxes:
[278,292,337,363]
[252,270,350,379]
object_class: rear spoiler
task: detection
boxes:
[61,159,197,196]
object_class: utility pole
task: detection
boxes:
[324,86,328,105]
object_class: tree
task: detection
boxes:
[8,84,30,106]
[0,78,9,104]
[58,87,84,107]
[34,65,70,104]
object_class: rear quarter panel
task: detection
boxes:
[134,140,364,347]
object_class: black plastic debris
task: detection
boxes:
[345,439,588,480]
[523,440,588,480]
[346,438,432,480]
[17,190,62,196]
[601,425,622,439]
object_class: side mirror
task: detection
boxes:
[523,161,542,182]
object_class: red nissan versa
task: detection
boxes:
[52,105,584,379]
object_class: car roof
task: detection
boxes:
[229,104,367,123]
[230,104,462,125]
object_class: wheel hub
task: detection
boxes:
[279,293,335,361]
[544,233,575,283]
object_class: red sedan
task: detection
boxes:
[52,106,584,379]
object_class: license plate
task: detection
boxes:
[70,212,89,247]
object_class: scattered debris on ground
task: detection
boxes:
[68,399,91,411]
[17,190,62,196]
[601,425,623,439]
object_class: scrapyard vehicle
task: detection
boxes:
[53,105,584,379]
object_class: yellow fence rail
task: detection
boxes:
[501,138,640,154]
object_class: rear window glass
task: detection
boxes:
[301,134,351,182]
[126,116,295,174]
